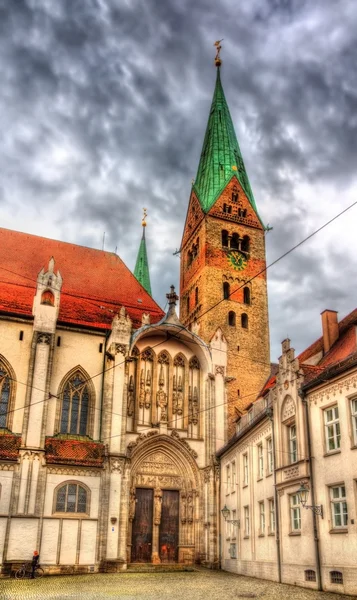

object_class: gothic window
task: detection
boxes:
[231,189,239,202]
[59,370,93,436]
[241,235,250,253]
[230,233,239,250]
[243,287,250,305]
[0,358,15,430]
[41,290,54,306]
[54,482,89,514]
[238,208,247,218]
[241,313,248,329]
[228,311,236,327]
[223,282,230,300]
[187,251,193,267]
[195,287,199,306]
[188,356,200,429]
[222,230,229,247]
[223,204,232,214]
[173,353,186,419]
[141,348,154,362]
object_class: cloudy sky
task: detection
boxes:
[1,0,356,360]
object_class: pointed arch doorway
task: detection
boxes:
[128,433,199,565]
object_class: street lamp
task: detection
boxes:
[221,505,240,527]
[296,481,323,518]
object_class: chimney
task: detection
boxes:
[321,310,339,354]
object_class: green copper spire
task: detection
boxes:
[134,209,152,296]
[193,67,258,215]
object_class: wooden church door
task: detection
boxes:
[131,488,153,562]
[159,490,179,563]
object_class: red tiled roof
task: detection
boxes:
[0,433,21,461]
[0,228,164,330]
[45,437,105,467]
[319,325,357,368]
[298,309,357,364]
[258,363,279,398]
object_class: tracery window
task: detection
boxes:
[59,370,93,436]
[0,358,14,430]
[54,482,89,514]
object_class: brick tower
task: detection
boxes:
[180,56,270,433]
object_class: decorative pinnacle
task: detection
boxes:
[142,207,147,228]
[166,285,179,314]
[214,39,223,67]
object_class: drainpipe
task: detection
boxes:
[298,389,322,591]
[266,406,281,584]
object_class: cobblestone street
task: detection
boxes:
[0,569,353,600]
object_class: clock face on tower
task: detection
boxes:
[227,250,247,271]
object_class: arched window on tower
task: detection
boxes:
[230,233,239,250]
[41,290,54,306]
[243,287,250,305]
[195,287,199,306]
[242,235,250,253]
[221,230,229,247]
[186,295,190,315]
[228,311,236,327]
[223,282,230,300]
[241,313,248,329]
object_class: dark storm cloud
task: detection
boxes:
[0,0,356,359]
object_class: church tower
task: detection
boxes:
[134,208,152,295]
[180,47,270,431]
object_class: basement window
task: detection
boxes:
[305,570,316,582]
[330,571,343,584]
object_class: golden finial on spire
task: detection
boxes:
[142,207,147,227]
[214,39,223,67]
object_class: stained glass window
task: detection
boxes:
[0,364,11,429]
[60,373,90,435]
[55,483,88,513]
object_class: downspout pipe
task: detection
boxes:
[266,406,281,584]
[298,388,322,591]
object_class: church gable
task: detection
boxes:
[208,176,263,230]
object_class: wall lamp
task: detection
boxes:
[221,505,240,527]
[296,481,323,518]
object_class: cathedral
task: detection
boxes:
[0,53,271,575]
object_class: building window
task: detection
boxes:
[55,482,88,514]
[241,313,248,329]
[195,287,199,306]
[60,371,92,436]
[243,453,248,486]
[232,461,236,489]
[241,235,250,253]
[230,233,239,250]
[223,203,232,214]
[244,506,250,536]
[259,501,265,535]
[186,296,190,315]
[258,444,264,479]
[289,424,297,463]
[231,189,239,203]
[226,465,231,493]
[229,543,237,558]
[243,287,250,304]
[267,437,274,474]
[41,290,55,306]
[228,311,236,327]
[238,208,247,218]
[351,398,357,445]
[330,485,348,528]
[268,498,275,533]
[290,494,301,531]
[231,510,237,537]
[248,409,253,424]
[324,406,341,452]
[0,359,14,430]
[222,230,229,247]
[305,570,316,582]
[330,571,343,584]
[223,282,230,300]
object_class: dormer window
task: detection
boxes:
[41,290,54,306]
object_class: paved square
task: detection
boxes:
[0,569,352,600]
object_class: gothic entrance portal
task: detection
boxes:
[127,433,200,565]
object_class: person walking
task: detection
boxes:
[30,550,40,579]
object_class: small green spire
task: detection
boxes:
[193,67,259,216]
[134,209,152,296]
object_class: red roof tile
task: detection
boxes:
[298,309,357,364]
[0,228,164,330]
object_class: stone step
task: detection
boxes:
[127,563,196,573]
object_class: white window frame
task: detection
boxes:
[259,501,265,535]
[268,498,275,533]
[289,424,297,463]
[290,493,301,532]
[244,506,250,537]
[257,444,264,479]
[243,453,248,486]
[324,406,341,452]
[350,398,357,446]
[267,437,273,474]
[330,485,348,528]
[232,461,236,490]
[226,464,231,493]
